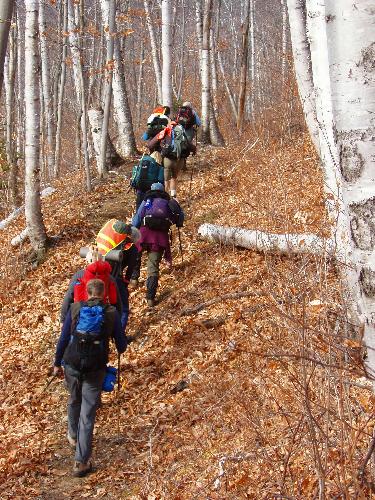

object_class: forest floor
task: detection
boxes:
[1,134,374,499]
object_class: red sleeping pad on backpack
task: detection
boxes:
[73,261,117,305]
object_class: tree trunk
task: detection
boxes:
[0,0,15,96]
[88,108,122,171]
[198,223,336,257]
[67,0,91,191]
[286,0,319,152]
[54,0,68,177]
[290,0,375,376]
[39,0,55,178]
[144,0,162,103]
[4,20,20,208]
[281,0,288,86]
[200,0,212,143]
[161,0,172,108]
[136,41,144,128]
[236,0,250,131]
[24,0,47,255]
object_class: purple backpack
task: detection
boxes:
[142,198,173,232]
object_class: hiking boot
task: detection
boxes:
[129,279,139,288]
[72,461,92,478]
[67,433,77,448]
[147,299,155,307]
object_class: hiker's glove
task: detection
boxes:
[53,366,64,377]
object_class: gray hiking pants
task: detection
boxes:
[64,365,106,464]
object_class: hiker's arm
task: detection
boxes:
[60,271,81,323]
[146,134,160,152]
[132,202,145,228]
[54,311,72,367]
[112,311,127,354]
[112,277,123,317]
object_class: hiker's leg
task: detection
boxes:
[170,159,184,197]
[131,248,142,281]
[116,278,129,329]
[146,251,162,299]
[65,365,82,440]
[75,369,105,464]
[135,191,145,211]
[163,158,173,194]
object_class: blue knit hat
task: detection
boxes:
[151,182,164,191]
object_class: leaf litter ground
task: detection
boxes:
[0,134,374,499]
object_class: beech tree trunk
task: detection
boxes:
[88,108,122,171]
[0,0,15,96]
[24,0,47,255]
[161,0,172,108]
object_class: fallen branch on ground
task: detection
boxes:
[198,223,337,257]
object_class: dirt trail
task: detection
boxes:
[2,138,371,499]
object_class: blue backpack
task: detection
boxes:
[131,155,164,192]
[63,303,109,372]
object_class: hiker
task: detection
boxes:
[60,245,122,324]
[146,121,196,198]
[142,105,171,141]
[53,278,127,477]
[175,101,201,143]
[95,220,140,329]
[130,182,184,306]
[130,152,164,210]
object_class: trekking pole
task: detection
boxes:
[188,129,197,208]
[117,353,121,392]
[177,227,184,263]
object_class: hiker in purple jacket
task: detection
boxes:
[131,183,184,307]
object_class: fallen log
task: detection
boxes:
[198,223,336,257]
[1,187,56,231]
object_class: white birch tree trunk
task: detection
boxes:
[144,0,162,103]
[39,0,55,178]
[198,223,337,257]
[161,0,172,108]
[87,108,120,171]
[200,0,212,144]
[100,0,137,158]
[237,0,250,131]
[288,0,375,377]
[67,0,91,191]
[54,0,68,177]
[24,0,47,255]
[98,0,115,177]
[0,0,15,96]
[4,21,19,208]
[286,0,319,152]
[281,0,287,86]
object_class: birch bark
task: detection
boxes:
[4,21,19,208]
[54,0,68,177]
[67,0,91,191]
[24,0,47,254]
[161,0,172,108]
[286,0,319,151]
[237,0,250,131]
[0,0,15,96]
[39,0,55,177]
[144,0,162,103]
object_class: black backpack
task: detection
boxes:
[176,106,194,129]
[146,114,169,138]
[63,302,109,372]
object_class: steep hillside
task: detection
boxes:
[1,135,373,499]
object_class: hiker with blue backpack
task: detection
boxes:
[130,182,184,306]
[53,278,127,477]
[175,101,201,142]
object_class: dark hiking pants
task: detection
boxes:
[65,365,106,464]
